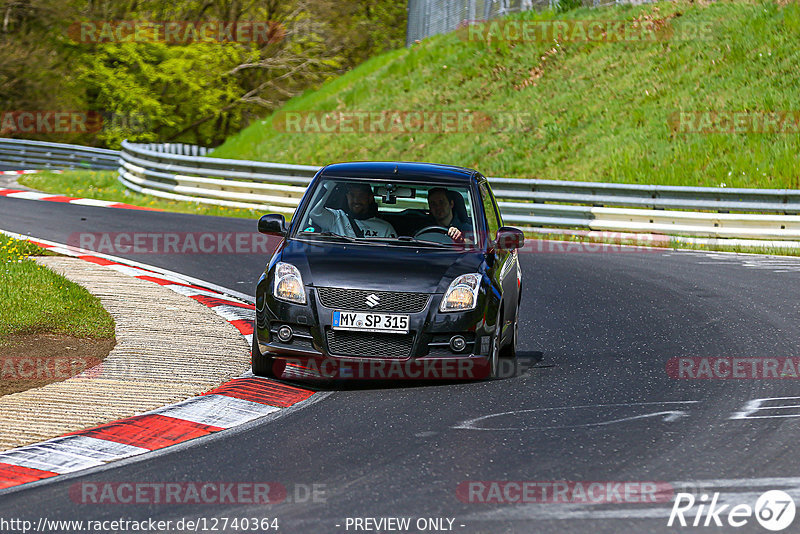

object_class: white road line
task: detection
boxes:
[454,401,700,431]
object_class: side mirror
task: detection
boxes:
[258,214,287,236]
[495,227,524,251]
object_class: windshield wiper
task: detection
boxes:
[375,236,454,248]
[298,231,357,242]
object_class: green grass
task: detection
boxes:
[0,235,115,342]
[669,242,800,256]
[19,171,265,220]
[210,0,800,189]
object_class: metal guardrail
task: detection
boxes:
[489,178,800,214]
[117,140,317,214]
[115,141,800,240]
[2,137,800,241]
[0,138,119,171]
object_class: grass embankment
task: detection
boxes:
[211,0,800,190]
[18,171,264,220]
[0,235,116,395]
[0,235,115,342]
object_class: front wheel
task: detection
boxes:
[487,310,503,379]
[500,314,518,361]
[252,330,279,378]
[487,332,500,379]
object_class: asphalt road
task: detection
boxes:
[1,195,800,534]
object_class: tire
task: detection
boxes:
[252,329,279,378]
[488,309,502,379]
[499,313,518,361]
[488,330,500,379]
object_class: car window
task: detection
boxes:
[479,182,501,240]
[293,178,477,245]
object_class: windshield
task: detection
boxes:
[293,178,477,246]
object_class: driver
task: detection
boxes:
[426,187,471,243]
[309,182,397,238]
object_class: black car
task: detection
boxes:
[253,162,523,380]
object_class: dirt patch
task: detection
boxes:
[0,334,115,396]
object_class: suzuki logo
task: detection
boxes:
[366,294,380,308]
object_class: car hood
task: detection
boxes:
[278,238,485,293]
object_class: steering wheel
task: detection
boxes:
[414,225,453,243]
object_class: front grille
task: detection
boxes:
[317,287,429,313]
[326,330,414,358]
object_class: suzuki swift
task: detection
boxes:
[253,162,523,380]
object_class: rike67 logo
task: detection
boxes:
[668,490,796,531]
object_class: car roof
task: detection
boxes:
[318,161,480,186]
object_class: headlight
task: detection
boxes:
[440,273,481,312]
[273,262,306,304]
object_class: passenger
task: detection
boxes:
[426,187,471,243]
[310,182,397,238]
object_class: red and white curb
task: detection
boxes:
[0,231,317,491]
[0,188,160,211]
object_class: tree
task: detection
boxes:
[0,0,407,147]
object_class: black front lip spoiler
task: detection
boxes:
[260,345,492,380]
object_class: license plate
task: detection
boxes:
[332,311,409,334]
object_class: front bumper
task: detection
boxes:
[255,281,496,379]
